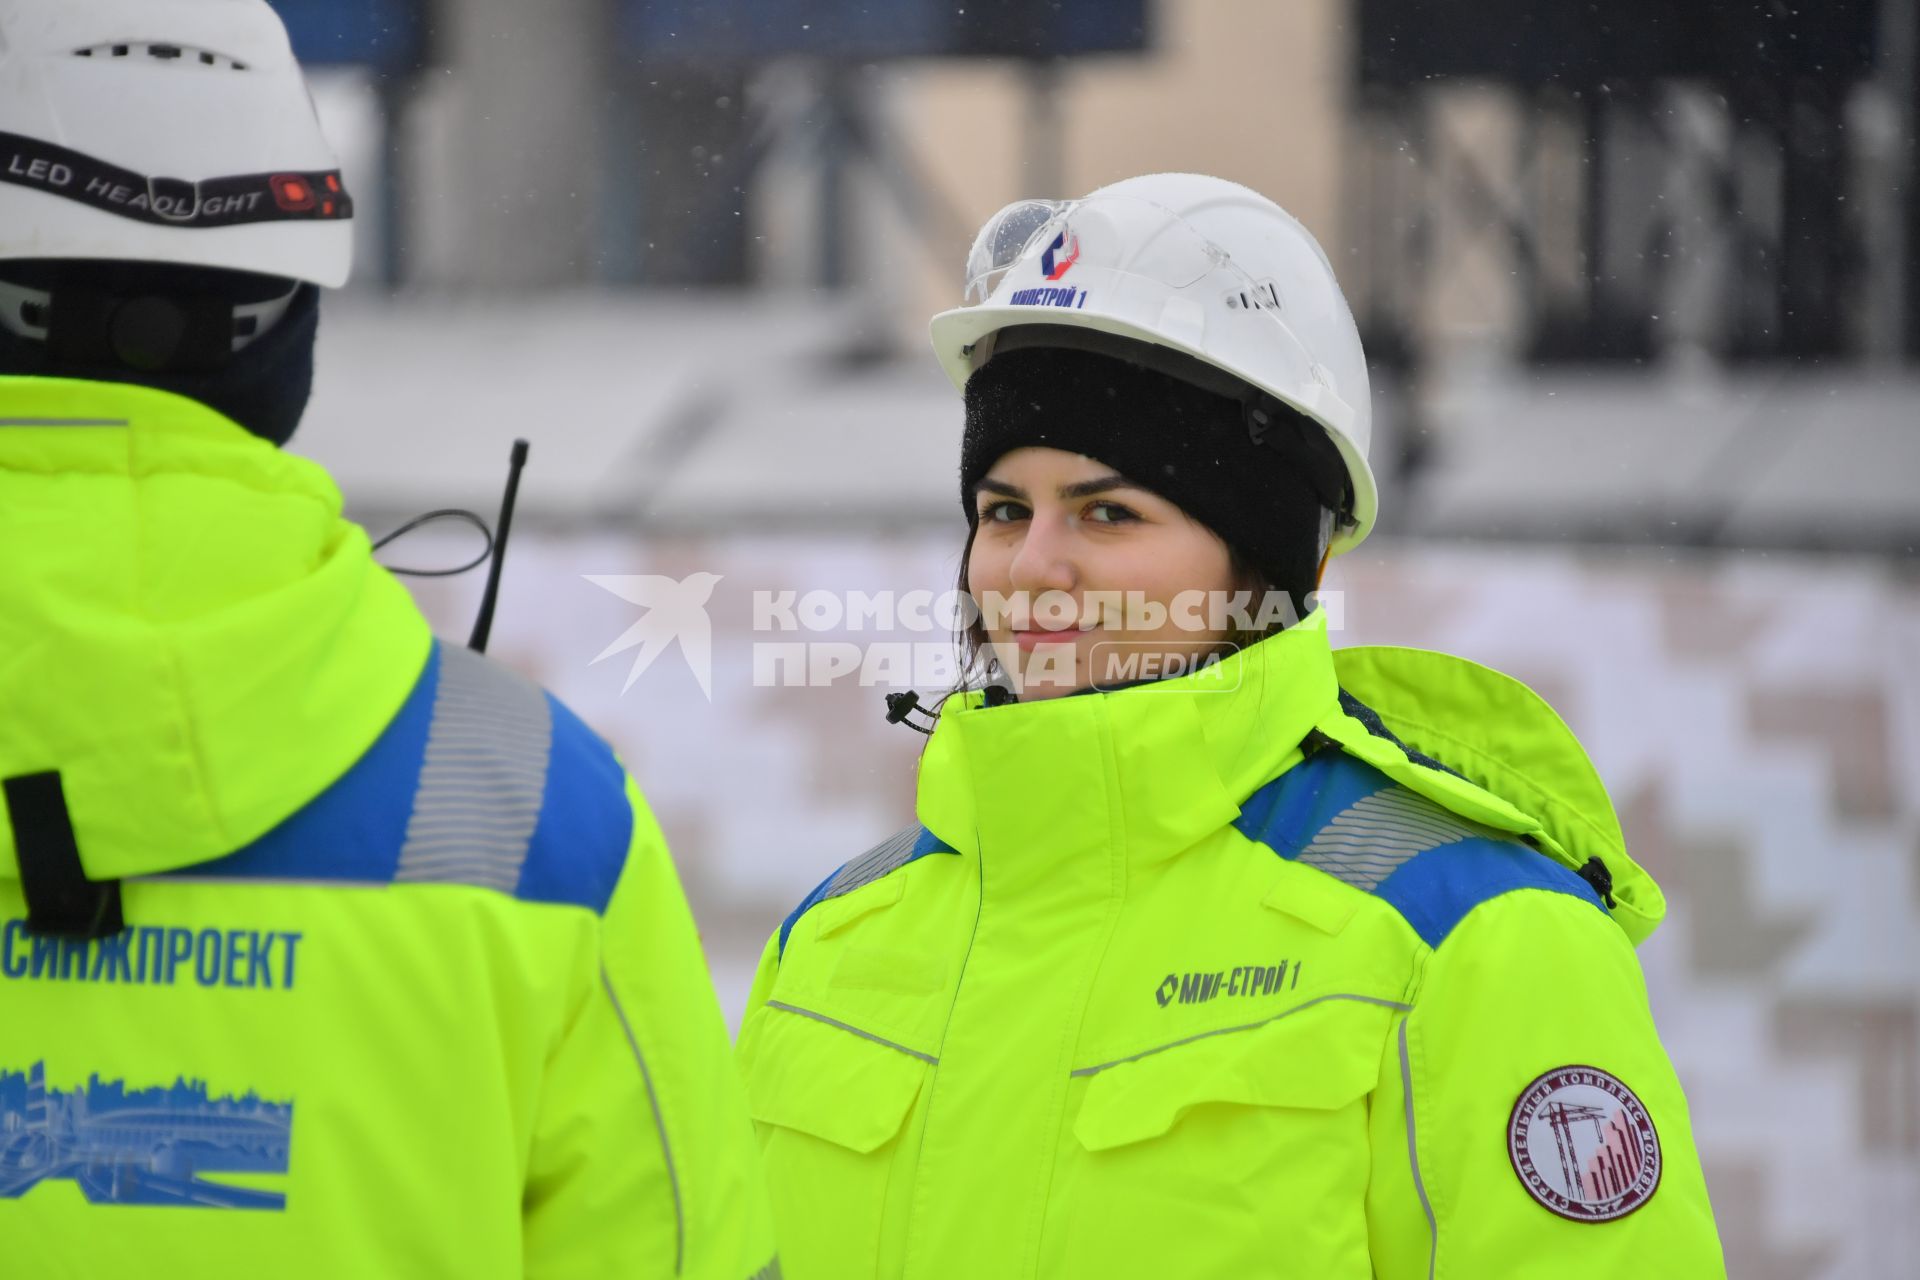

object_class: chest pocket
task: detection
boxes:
[739,1001,931,1277]
[1055,996,1398,1279]
[1073,994,1393,1148]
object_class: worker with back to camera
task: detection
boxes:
[735,173,1727,1278]
[0,2,775,1275]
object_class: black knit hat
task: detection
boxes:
[960,329,1350,615]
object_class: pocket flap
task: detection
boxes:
[812,872,907,940]
[743,1002,928,1154]
[1073,996,1395,1153]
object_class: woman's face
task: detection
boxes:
[967,446,1239,700]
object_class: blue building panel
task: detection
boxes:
[267,0,427,70]
[616,0,1148,62]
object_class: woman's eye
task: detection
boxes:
[1084,501,1139,524]
[980,500,1028,523]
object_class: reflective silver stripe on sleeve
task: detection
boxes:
[1297,786,1487,891]
[1401,1017,1438,1280]
[603,965,686,1275]
[0,417,127,426]
[822,825,920,900]
[395,643,551,892]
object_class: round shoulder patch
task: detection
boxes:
[1507,1065,1661,1222]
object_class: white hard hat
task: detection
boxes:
[930,173,1377,554]
[0,0,352,287]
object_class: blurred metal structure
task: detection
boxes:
[606,0,1149,288]
[1350,0,1907,367]
[270,0,1151,292]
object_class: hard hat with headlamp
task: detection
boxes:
[0,0,353,443]
[0,0,351,282]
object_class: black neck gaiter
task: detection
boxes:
[0,261,319,446]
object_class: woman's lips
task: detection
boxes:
[1011,627,1097,652]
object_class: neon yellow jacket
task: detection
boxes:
[740,610,1725,1278]
[0,378,775,1279]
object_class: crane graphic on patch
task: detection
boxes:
[1507,1065,1661,1222]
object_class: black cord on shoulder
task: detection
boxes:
[372,508,495,578]
[366,441,530,655]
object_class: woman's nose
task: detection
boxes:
[1006,513,1078,595]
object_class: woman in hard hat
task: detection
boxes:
[736,174,1726,1278]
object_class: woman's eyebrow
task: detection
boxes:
[976,474,1140,502]
[1056,474,1138,500]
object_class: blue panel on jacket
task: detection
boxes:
[165,647,633,916]
[1235,749,1605,948]
[516,693,633,915]
[1233,750,1385,860]
[1373,833,1605,949]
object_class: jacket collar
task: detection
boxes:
[916,612,1341,878]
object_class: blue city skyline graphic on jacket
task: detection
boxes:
[0,1061,292,1209]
